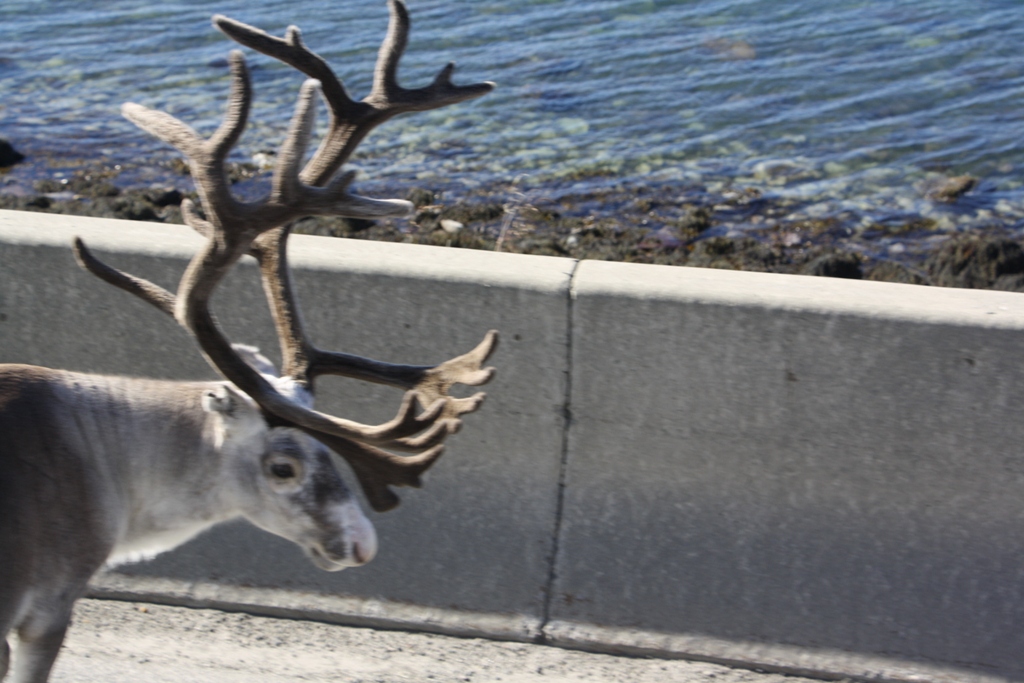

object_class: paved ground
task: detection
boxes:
[42,598,836,683]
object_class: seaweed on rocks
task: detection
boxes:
[865,261,927,285]
[3,159,1024,293]
[802,252,863,279]
[144,188,182,207]
[292,216,376,238]
[35,176,119,198]
[688,237,780,271]
[0,167,187,223]
[925,235,1024,291]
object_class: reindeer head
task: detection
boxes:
[201,347,377,570]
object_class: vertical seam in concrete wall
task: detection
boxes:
[538,258,582,642]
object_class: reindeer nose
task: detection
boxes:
[352,539,375,565]
[338,501,377,565]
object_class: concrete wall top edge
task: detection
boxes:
[0,210,576,295]
[13,209,1024,329]
[0,209,203,258]
[573,258,1024,329]
[286,233,576,293]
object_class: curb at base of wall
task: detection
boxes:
[89,574,1009,683]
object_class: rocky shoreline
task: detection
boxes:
[2,153,1024,292]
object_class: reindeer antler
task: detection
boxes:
[75,1,496,512]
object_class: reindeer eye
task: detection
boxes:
[269,462,296,480]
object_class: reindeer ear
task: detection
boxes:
[202,384,241,414]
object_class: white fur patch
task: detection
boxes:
[107,521,218,566]
[231,343,314,408]
[333,500,377,565]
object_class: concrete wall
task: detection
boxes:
[2,209,1024,682]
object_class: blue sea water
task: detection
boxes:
[2,0,1024,230]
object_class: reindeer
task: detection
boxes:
[0,3,497,681]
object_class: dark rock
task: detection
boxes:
[518,236,569,256]
[168,158,191,176]
[227,162,259,184]
[559,221,650,263]
[802,252,862,279]
[145,188,183,207]
[441,202,504,225]
[291,215,376,237]
[0,139,25,167]
[688,237,777,272]
[993,273,1024,292]
[675,206,712,238]
[26,196,51,209]
[35,176,119,198]
[411,201,503,233]
[110,198,159,222]
[34,179,64,193]
[0,195,26,210]
[925,235,1024,289]
[342,217,375,233]
[414,207,441,231]
[865,261,926,285]
[407,188,436,208]
[692,236,736,258]
[79,181,120,198]
[925,175,977,203]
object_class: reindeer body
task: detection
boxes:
[2,367,219,573]
[0,364,376,682]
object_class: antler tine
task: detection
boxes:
[212,0,495,187]
[73,238,176,317]
[272,78,320,205]
[123,51,252,231]
[181,199,216,239]
[208,50,253,162]
[373,0,410,102]
[268,77,414,220]
[413,330,499,405]
[370,0,495,112]
[250,226,313,381]
[304,330,498,425]
[121,103,204,159]
[384,418,462,453]
[212,14,360,120]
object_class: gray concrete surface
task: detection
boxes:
[3,210,1024,682]
[554,261,1024,681]
[47,599,832,683]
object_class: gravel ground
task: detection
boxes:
[44,599,833,683]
